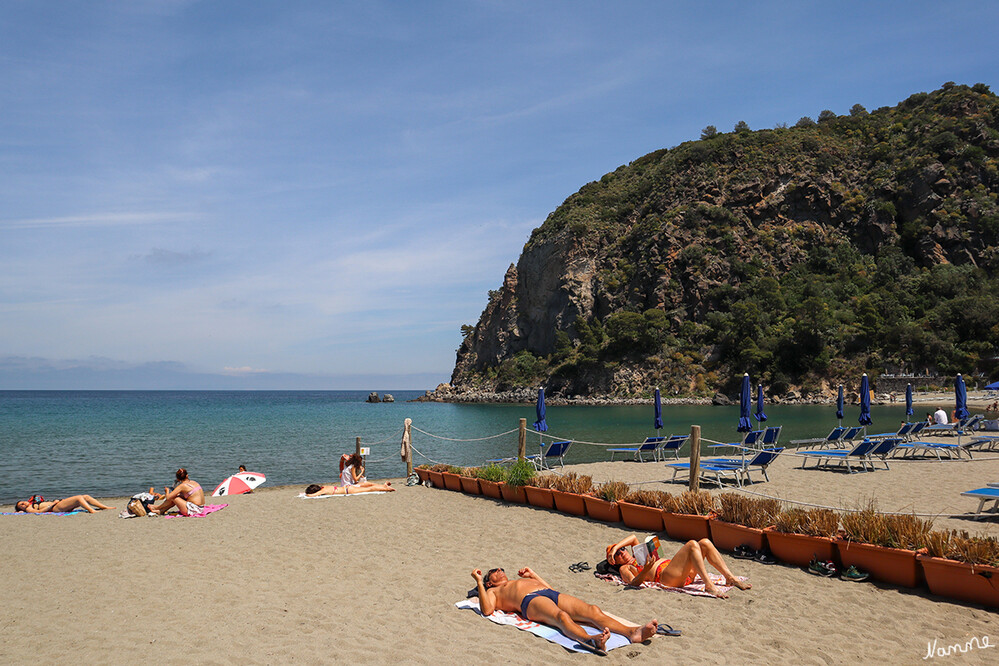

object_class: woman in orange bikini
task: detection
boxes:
[605,534,751,599]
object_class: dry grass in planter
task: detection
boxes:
[838,503,933,588]
[552,472,594,495]
[593,481,630,503]
[765,506,841,567]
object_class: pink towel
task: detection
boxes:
[595,572,741,598]
[163,503,228,518]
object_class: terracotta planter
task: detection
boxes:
[524,486,555,510]
[618,501,664,532]
[918,555,999,608]
[440,471,463,492]
[415,468,430,483]
[764,529,839,567]
[551,490,587,517]
[427,470,444,488]
[500,483,527,504]
[663,512,711,542]
[582,496,621,523]
[479,480,504,500]
[459,476,481,495]
[709,519,767,553]
[836,540,923,588]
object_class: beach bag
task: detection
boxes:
[127,498,147,517]
[405,473,420,486]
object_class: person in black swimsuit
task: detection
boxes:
[470,566,658,655]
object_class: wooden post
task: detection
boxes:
[356,436,361,457]
[518,418,527,460]
[404,418,413,477]
[688,425,701,492]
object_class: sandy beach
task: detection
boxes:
[3,432,999,666]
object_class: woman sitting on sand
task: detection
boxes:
[304,482,394,496]
[148,468,205,516]
[15,495,115,514]
[604,534,751,599]
[340,453,394,491]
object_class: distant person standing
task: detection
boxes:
[933,408,949,425]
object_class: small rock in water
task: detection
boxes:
[382,393,394,402]
[366,392,380,403]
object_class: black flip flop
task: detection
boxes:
[656,623,682,637]
[569,561,591,573]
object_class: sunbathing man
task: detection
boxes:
[471,566,658,655]
[606,534,751,599]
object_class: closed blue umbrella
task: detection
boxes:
[859,374,872,426]
[905,384,914,417]
[836,385,844,425]
[754,384,767,425]
[955,374,969,421]
[737,373,752,432]
[533,388,548,432]
[653,388,663,432]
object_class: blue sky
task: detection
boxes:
[2,1,997,390]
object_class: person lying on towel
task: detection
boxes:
[605,534,751,599]
[470,566,659,655]
[16,494,115,513]
[304,481,394,496]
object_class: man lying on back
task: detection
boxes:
[470,566,658,655]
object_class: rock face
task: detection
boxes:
[443,84,999,401]
[366,392,380,403]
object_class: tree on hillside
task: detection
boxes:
[850,103,867,116]
[700,125,718,140]
[734,120,750,133]
[795,116,816,127]
[817,109,837,122]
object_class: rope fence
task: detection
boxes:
[346,418,999,520]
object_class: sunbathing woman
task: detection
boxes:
[148,468,205,516]
[340,453,394,491]
[15,495,115,514]
[605,534,751,599]
[304,482,393,496]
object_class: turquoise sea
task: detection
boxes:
[0,390,919,504]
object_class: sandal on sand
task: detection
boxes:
[840,565,870,582]
[578,638,607,656]
[732,544,755,560]
[656,623,682,637]
[568,561,591,573]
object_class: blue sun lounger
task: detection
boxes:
[794,439,877,473]
[961,487,999,518]
[667,448,784,486]
[608,437,664,462]
[789,426,846,449]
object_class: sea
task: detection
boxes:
[0,390,920,504]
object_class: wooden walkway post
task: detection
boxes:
[688,425,701,492]
[518,418,527,460]
[356,436,361,457]
[404,418,413,477]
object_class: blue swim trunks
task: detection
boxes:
[520,588,561,618]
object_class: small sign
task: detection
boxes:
[359,447,370,456]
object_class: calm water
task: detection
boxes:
[0,390,919,504]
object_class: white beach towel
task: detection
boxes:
[596,571,742,598]
[297,492,387,499]
[455,598,632,654]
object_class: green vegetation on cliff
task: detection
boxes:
[453,83,999,398]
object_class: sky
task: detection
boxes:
[1,1,998,390]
